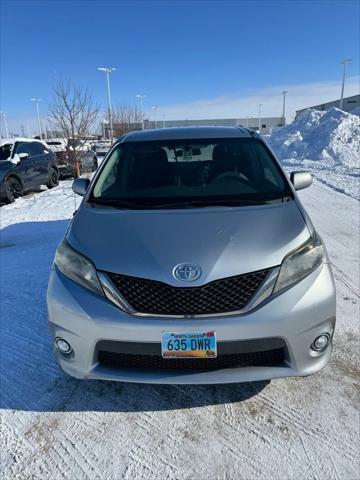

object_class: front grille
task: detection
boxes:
[107,269,268,316]
[98,348,285,371]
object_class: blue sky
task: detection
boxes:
[1,0,359,133]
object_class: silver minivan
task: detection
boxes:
[47,127,336,384]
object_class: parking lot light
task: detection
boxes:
[258,103,262,133]
[340,59,351,110]
[281,91,288,126]
[30,98,42,139]
[136,94,147,130]
[97,67,116,143]
[0,111,9,138]
[152,106,158,128]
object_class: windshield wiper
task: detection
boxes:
[145,199,276,209]
[88,198,143,209]
[88,197,286,210]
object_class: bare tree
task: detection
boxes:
[112,103,142,136]
[48,78,99,177]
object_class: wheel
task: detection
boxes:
[47,168,59,189]
[4,177,23,204]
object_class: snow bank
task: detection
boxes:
[269,107,360,169]
[0,181,75,229]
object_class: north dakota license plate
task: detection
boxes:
[161,332,217,358]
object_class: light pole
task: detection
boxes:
[340,59,351,110]
[42,120,48,139]
[258,104,262,133]
[281,91,288,126]
[30,98,42,139]
[136,94,147,129]
[0,111,9,138]
[101,119,109,139]
[97,67,116,143]
[151,106,158,128]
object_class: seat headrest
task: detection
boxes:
[212,144,228,162]
[151,149,168,166]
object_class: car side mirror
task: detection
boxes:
[290,171,313,191]
[18,153,29,161]
[72,178,90,196]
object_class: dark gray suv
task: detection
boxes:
[0,138,59,203]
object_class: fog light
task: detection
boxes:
[55,338,72,355]
[311,334,330,352]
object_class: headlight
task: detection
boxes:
[273,232,324,293]
[54,240,104,296]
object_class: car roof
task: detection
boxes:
[118,126,258,143]
[0,137,47,147]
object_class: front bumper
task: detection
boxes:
[47,263,336,384]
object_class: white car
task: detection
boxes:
[94,141,111,164]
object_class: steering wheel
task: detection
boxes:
[212,171,250,184]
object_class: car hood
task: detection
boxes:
[67,201,310,286]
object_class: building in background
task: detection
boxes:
[145,117,283,134]
[296,94,360,118]
[107,117,283,137]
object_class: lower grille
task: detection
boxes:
[98,348,285,372]
[107,269,268,316]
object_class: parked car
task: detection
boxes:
[47,126,336,384]
[93,141,111,166]
[45,138,69,177]
[45,138,67,155]
[46,138,98,178]
[67,139,99,176]
[0,138,59,204]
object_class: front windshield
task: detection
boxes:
[0,143,12,161]
[90,138,291,208]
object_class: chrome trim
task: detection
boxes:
[173,263,202,282]
[98,272,136,314]
[98,267,280,319]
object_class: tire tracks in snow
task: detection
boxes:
[332,264,359,298]
[254,393,357,462]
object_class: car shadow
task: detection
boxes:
[0,220,269,413]
[37,375,270,413]
[0,185,49,206]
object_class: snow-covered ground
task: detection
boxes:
[0,172,359,479]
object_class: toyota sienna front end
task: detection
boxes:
[47,126,336,384]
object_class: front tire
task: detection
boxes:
[47,168,59,189]
[4,177,23,204]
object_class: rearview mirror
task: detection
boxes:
[290,171,313,191]
[72,177,90,196]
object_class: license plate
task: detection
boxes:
[161,332,217,358]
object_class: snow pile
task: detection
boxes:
[0,181,75,229]
[269,107,360,169]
